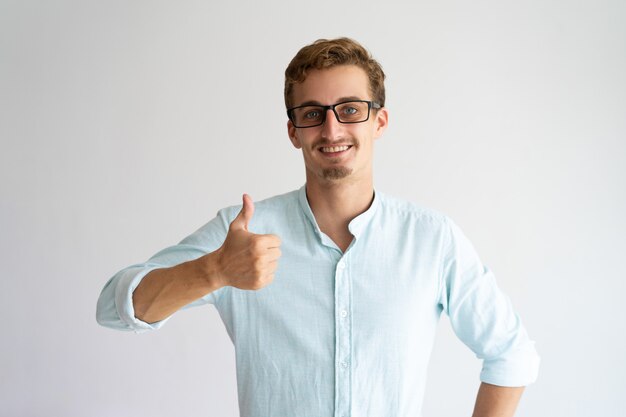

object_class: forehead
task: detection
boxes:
[291,65,371,106]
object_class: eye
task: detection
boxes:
[338,102,365,119]
[341,106,358,115]
[304,109,321,120]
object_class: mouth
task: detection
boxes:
[318,145,353,157]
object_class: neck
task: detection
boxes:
[305,175,374,238]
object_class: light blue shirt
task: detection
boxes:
[97,185,539,417]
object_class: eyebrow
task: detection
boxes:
[296,96,365,107]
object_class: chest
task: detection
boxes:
[217,229,444,346]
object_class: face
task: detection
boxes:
[287,65,388,184]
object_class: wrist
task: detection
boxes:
[199,250,227,292]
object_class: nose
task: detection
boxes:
[321,108,342,139]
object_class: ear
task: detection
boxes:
[287,120,302,149]
[373,107,389,140]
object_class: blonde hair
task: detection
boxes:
[284,37,386,109]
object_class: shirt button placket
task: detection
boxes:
[334,258,351,417]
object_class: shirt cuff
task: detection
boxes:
[480,341,541,387]
[114,265,170,333]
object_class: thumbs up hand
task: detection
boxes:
[213,194,282,291]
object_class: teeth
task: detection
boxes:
[321,146,350,153]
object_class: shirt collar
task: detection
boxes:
[297,183,380,240]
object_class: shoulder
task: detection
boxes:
[376,191,451,227]
[255,189,300,210]
[218,188,300,223]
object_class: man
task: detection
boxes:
[97,37,539,417]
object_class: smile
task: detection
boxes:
[319,145,353,156]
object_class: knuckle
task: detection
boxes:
[251,238,264,252]
[255,276,267,289]
[253,259,264,273]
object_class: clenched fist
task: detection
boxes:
[213,194,282,290]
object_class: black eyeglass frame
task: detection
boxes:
[286,100,382,128]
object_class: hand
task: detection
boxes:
[213,194,282,290]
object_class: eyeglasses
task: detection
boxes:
[287,100,382,128]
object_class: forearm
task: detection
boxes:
[133,251,224,323]
[471,382,524,417]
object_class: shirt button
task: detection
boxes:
[340,310,348,318]
[337,261,345,269]
[340,361,348,368]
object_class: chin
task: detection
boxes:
[321,167,353,180]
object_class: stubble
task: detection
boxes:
[322,167,353,180]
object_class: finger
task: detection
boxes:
[230,193,255,231]
[256,259,279,276]
[257,233,282,248]
[266,261,279,275]
[265,247,282,260]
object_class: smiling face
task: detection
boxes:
[287,65,388,185]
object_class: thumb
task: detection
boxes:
[231,193,255,231]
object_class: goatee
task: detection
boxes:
[322,167,352,180]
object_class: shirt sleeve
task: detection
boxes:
[95,208,232,333]
[439,217,540,387]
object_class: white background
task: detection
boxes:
[1,1,625,416]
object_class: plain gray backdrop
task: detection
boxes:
[1,0,625,416]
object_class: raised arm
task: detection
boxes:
[131,251,223,324]
[132,194,281,323]
[96,194,281,331]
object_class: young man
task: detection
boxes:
[97,38,539,417]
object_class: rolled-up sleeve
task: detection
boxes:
[96,264,170,332]
[439,217,540,386]
[96,209,231,333]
